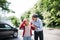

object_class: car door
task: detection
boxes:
[0,24,8,37]
[4,24,14,35]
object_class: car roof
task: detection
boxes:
[0,21,16,28]
[0,22,8,24]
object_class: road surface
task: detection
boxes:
[4,28,60,40]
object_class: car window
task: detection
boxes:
[4,24,11,29]
[0,24,5,28]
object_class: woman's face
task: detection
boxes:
[25,20,29,26]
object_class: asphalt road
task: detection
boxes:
[3,28,60,40]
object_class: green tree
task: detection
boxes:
[40,0,60,26]
[0,0,15,13]
[20,11,31,21]
[9,16,20,27]
[31,0,60,26]
[21,0,60,27]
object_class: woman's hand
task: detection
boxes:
[23,24,25,26]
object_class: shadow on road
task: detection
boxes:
[0,37,19,40]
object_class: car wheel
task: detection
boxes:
[13,32,18,38]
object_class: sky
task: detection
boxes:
[7,0,38,18]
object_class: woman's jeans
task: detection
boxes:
[23,36,31,40]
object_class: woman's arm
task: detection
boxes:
[30,23,36,30]
[19,23,25,29]
[31,26,35,30]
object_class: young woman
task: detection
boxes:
[19,19,35,40]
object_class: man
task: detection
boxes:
[31,14,43,40]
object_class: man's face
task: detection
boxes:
[32,17,37,21]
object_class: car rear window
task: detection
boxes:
[0,24,5,28]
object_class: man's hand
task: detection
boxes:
[31,24,37,30]
[31,24,35,27]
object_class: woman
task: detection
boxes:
[19,19,36,40]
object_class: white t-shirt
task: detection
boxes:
[24,26,31,37]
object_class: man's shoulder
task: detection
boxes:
[37,18,42,22]
[30,20,33,23]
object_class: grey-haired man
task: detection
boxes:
[31,14,43,40]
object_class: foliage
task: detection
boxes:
[21,11,31,21]
[9,16,20,27]
[40,0,60,26]
[21,0,60,27]
[0,0,15,13]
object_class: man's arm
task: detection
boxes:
[35,19,43,29]
[19,22,25,29]
[39,20,43,29]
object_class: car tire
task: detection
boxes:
[13,32,18,38]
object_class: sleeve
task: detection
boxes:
[30,22,35,30]
[35,19,43,29]
[19,22,25,29]
[40,20,43,28]
[31,25,35,30]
